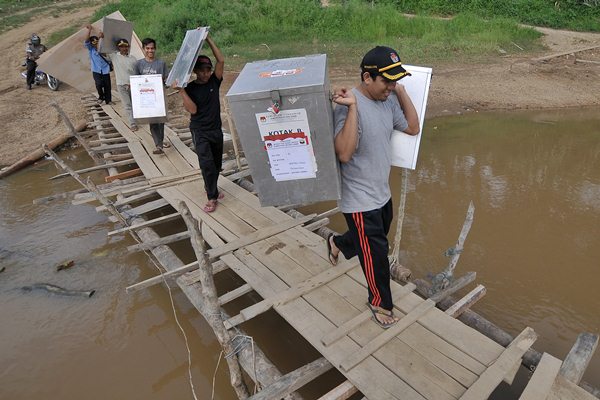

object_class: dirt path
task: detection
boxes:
[1,8,600,167]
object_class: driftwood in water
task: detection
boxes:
[0,122,86,179]
[22,283,95,298]
[56,260,75,271]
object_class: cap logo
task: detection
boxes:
[390,52,399,63]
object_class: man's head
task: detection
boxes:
[89,35,99,48]
[31,34,41,46]
[193,55,213,83]
[359,46,411,101]
[141,38,157,60]
[117,38,130,55]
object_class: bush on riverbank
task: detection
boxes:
[94,0,544,66]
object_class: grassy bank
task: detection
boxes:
[94,0,545,68]
[383,0,600,32]
[0,0,96,34]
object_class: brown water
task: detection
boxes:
[1,108,599,399]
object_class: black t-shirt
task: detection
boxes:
[185,73,222,131]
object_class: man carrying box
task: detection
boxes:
[327,46,420,329]
[174,34,225,213]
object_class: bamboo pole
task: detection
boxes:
[179,201,250,399]
[50,102,104,165]
[224,99,243,171]
[390,168,409,264]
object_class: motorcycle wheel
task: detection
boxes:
[47,75,60,91]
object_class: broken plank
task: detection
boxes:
[339,299,436,372]
[519,353,562,400]
[105,168,143,183]
[460,327,538,400]
[445,284,487,318]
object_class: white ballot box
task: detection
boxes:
[130,74,167,124]
[226,54,341,207]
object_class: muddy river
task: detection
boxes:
[1,108,599,399]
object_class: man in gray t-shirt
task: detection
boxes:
[134,38,169,154]
[328,46,420,328]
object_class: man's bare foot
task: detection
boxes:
[368,304,400,328]
[327,233,339,265]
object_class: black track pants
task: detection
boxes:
[333,199,394,310]
[192,128,223,200]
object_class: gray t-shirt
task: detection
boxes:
[134,58,168,82]
[334,88,408,213]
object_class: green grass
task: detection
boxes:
[93,0,544,68]
[46,26,78,47]
[0,0,97,34]
[381,0,600,32]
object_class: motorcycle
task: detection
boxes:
[21,68,60,91]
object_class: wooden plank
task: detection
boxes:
[317,380,358,400]
[460,327,538,400]
[105,168,143,183]
[218,283,253,306]
[127,231,190,252]
[321,282,416,346]
[91,142,130,152]
[548,375,599,400]
[50,158,136,179]
[96,189,158,212]
[346,267,504,366]
[108,198,170,222]
[231,260,360,328]
[339,299,436,372]
[247,357,333,400]
[559,333,599,385]
[127,142,162,179]
[107,212,180,236]
[445,284,487,318]
[519,353,562,400]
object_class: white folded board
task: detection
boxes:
[130,74,167,124]
[391,65,432,170]
[166,27,209,88]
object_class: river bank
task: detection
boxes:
[1,6,599,167]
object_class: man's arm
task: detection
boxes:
[206,34,224,80]
[175,83,197,114]
[394,84,420,135]
[332,88,358,163]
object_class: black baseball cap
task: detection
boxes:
[360,46,411,81]
[117,38,130,47]
[194,55,212,70]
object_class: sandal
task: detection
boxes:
[152,147,164,155]
[162,141,171,148]
[203,200,217,213]
[327,233,339,265]
[368,303,399,329]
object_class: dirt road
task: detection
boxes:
[1,6,599,167]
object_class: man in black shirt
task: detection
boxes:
[176,34,225,213]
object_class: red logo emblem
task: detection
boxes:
[390,52,399,63]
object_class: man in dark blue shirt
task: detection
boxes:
[84,24,111,104]
[175,34,224,213]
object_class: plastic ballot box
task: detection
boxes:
[226,54,341,207]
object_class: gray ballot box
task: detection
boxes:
[226,54,341,207]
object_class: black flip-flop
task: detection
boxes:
[368,303,398,329]
[327,233,338,266]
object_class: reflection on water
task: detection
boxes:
[1,108,599,399]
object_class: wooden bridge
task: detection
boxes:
[42,95,599,400]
